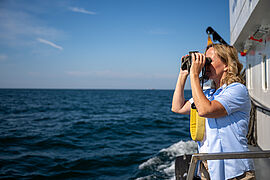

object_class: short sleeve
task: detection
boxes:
[189,98,194,104]
[214,83,250,115]
[189,89,212,105]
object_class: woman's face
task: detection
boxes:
[205,47,227,81]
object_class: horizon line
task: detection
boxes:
[0,87,192,90]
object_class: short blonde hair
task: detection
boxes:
[206,44,245,85]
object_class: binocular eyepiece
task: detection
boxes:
[181,51,212,72]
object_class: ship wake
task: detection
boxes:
[135,140,197,180]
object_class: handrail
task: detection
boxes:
[186,150,270,180]
[250,96,270,116]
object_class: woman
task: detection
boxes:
[171,44,255,180]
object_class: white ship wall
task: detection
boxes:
[230,0,270,151]
[256,110,270,150]
[246,33,270,150]
[230,0,259,45]
[229,0,270,51]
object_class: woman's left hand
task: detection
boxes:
[190,53,206,77]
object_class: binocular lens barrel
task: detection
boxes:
[181,55,212,71]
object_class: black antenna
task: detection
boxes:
[206,26,228,45]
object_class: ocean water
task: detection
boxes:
[0,89,198,180]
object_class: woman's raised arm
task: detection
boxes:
[171,70,191,115]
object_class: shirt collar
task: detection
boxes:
[221,83,227,89]
[214,83,227,95]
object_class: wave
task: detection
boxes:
[135,140,198,180]
[0,89,193,179]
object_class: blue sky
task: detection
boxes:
[0,0,230,89]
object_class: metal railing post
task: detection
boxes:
[186,155,199,180]
[185,150,270,179]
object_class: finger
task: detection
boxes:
[196,53,201,63]
[181,56,185,62]
[200,53,205,64]
[196,53,200,63]
[200,53,204,64]
[202,54,206,66]
[191,53,195,63]
[181,55,189,62]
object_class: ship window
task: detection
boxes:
[261,55,268,90]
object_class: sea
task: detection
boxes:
[0,89,198,180]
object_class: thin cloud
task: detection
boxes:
[0,9,64,47]
[37,38,63,50]
[69,7,96,15]
[0,54,7,61]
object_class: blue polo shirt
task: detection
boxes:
[190,82,254,179]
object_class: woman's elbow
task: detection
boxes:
[197,109,209,117]
[171,107,189,115]
[197,108,227,118]
[171,107,178,113]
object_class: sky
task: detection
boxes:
[0,0,231,89]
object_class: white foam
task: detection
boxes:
[135,175,153,180]
[161,140,198,179]
[163,161,175,177]
[138,156,161,169]
[137,140,198,179]
[160,140,197,157]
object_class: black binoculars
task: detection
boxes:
[181,51,212,72]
